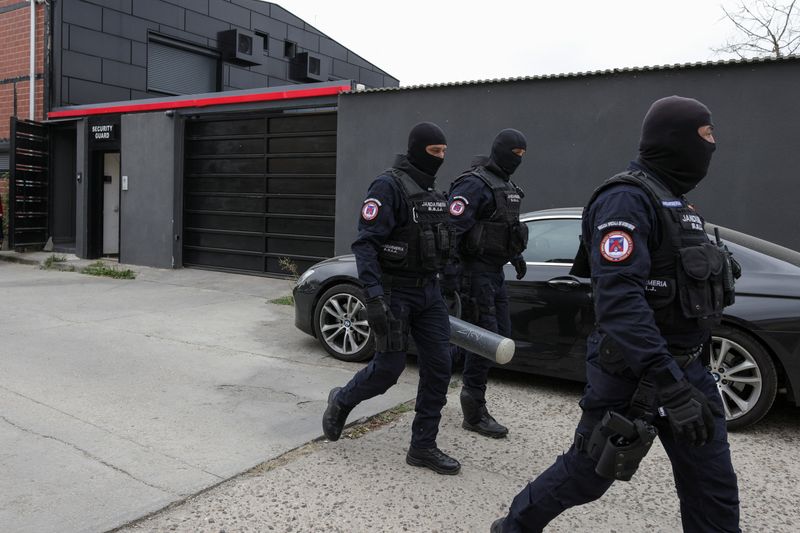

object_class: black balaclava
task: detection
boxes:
[488,129,527,179]
[406,122,447,177]
[637,96,716,195]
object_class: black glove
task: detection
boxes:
[511,256,527,280]
[365,296,392,338]
[657,378,720,447]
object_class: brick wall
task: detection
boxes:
[0,1,45,140]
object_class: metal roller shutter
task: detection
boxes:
[148,41,219,96]
[183,110,337,276]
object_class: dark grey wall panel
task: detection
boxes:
[231,0,269,16]
[102,59,146,91]
[346,51,373,70]
[251,12,287,38]
[120,112,179,268]
[357,68,383,88]
[62,50,102,82]
[335,59,800,253]
[185,10,230,39]
[69,78,130,104]
[131,41,147,66]
[132,0,184,29]
[228,65,267,89]
[85,0,132,13]
[69,25,131,63]
[320,37,347,61]
[268,5,305,28]
[63,0,102,30]
[164,0,209,14]
[332,59,358,81]
[209,0,250,27]
[287,25,319,51]
[102,9,157,41]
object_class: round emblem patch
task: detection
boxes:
[449,199,466,216]
[600,231,634,262]
[361,200,380,221]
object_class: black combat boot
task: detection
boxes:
[490,517,506,532]
[322,387,352,441]
[405,446,461,475]
[460,388,508,438]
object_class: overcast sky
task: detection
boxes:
[277,0,744,86]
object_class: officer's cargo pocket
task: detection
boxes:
[676,244,724,319]
[379,241,408,268]
[509,221,529,256]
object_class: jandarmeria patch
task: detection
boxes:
[600,230,634,262]
[361,198,381,221]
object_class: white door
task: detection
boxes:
[102,152,120,255]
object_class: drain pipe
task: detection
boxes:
[29,0,36,120]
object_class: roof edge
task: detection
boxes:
[345,54,800,95]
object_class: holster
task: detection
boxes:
[584,411,657,481]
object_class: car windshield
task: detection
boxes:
[522,218,582,264]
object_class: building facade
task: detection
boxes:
[1,0,397,272]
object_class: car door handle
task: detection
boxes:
[547,279,581,289]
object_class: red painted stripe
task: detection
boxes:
[48,85,349,119]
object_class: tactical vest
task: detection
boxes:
[377,168,455,276]
[583,170,727,338]
[457,166,528,265]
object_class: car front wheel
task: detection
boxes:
[710,326,778,430]
[314,283,374,362]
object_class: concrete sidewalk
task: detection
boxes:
[0,259,420,533]
[119,372,800,533]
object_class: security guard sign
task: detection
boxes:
[600,230,634,262]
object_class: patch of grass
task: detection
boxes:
[342,400,415,440]
[42,254,67,269]
[269,294,294,305]
[81,261,136,279]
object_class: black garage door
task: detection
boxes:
[183,110,336,276]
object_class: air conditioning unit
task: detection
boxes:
[290,52,327,82]
[218,29,261,66]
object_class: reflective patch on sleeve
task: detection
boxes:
[597,220,636,232]
[361,198,381,221]
[599,230,634,262]
[449,196,468,216]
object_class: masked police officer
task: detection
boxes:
[491,96,740,532]
[445,129,528,439]
[322,122,461,475]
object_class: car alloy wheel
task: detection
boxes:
[314,283,374,362]
[709,326,777,430]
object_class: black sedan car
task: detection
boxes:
[294,208,800,430]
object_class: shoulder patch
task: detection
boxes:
[661,199,683,208]
[449,196,468,216]
[361,198,381,221]
[600,230,634,262]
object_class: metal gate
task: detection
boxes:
[183,110,336,276]
[8,118,50,250]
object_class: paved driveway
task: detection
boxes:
[0,262,418,533]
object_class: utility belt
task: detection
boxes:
[668,343,704,369]
[381,273,436,288]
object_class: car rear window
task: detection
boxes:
[523,218,582,264]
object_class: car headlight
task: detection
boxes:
[295,268,315,287]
